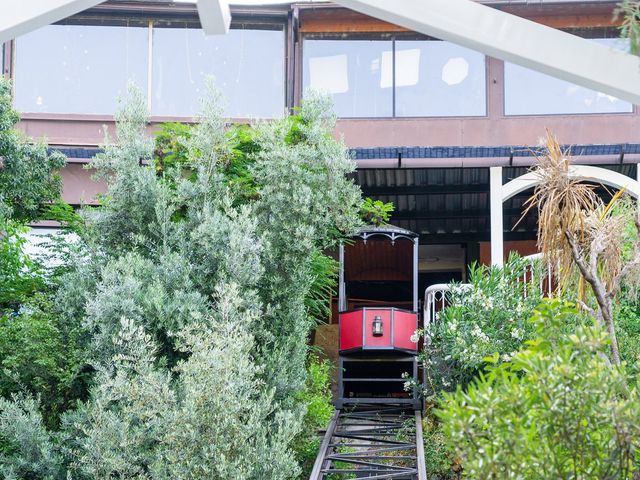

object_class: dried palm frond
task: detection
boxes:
[584,205,626,293]
[519,130,599,288]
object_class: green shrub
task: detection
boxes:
[437,299,640,479]
[0,84,363,476]
[360,197,394,226]
[425,254,546,392]
[422,405,460,480]
[0,77,65,223]
[294,356,334,478]
[616,296,640,379]
[0,395,65,479]
[0,219,45,312]
[0,295,88,428]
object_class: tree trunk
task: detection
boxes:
[564,230,621,365]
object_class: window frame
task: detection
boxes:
[300,31,490,120]
[11,9,290,121]
[501,27,637,118]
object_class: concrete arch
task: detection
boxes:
[491,165,640,266]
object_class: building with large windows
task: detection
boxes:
[3,0,639,284]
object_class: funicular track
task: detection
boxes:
[309,404,427,480]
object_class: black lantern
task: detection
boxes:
[372,316,383,336]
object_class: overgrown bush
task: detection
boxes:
[0,83,364,477]
[437,299,640,479]
[616,294,640,379]
[0,295,88,428]
[424,254,546,392]
[0,395,64,480]
[0,77,65,223]
[0,220,45,312]
[293,356,334,477]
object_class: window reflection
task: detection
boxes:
[395,41,486,117]
[303,39,393,118]
[152,27,285,118]
[14,25,148,114]
[504,38,633,115]
[303,38,485,118]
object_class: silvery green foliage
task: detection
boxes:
[152,283,299,480]
[188,200,265,297]
[187,79,229,172]
[86,84,160,256]
[68,318,175,479]
[67,285,299,479]
[83,251,208,365]
[251,91,362,402]
[0,84,361,477]
[0,395,64,480]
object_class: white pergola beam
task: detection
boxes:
[198,0,231,35]
[0,0,103,45]
[337,0,640,105]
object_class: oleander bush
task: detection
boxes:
[437,299,640,479]
[423,254,548,393]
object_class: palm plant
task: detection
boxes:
[521,131,640,365]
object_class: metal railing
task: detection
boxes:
[519,253,555,298]
[422,253,555,345]
[422,283,454,343]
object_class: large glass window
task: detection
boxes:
[504,38,633,115]
[152,27,285,118]
[395,41,486,117]
[303,39,393,118]
[14,24,148,114]
[302,37,486,118]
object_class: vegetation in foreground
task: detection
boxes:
[0,75,373,478]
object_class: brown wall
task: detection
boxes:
[478,239,539,265]
[60,164,104,205]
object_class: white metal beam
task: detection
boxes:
[0,0,103,45]
[197,0,231,35]
[337,0,640,105]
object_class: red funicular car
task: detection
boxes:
[336,226,421,409]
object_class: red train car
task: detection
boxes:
[336,226,421,409]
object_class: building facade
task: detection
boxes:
[2,0,639,285]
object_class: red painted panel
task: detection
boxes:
[393,310,418,351]
[364,309,392,348]
[339,310,363,351]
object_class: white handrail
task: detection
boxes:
[423,254,555,345]
[422,283,462,349]
[521,252,555,297]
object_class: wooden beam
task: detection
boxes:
[299,7,620,34]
